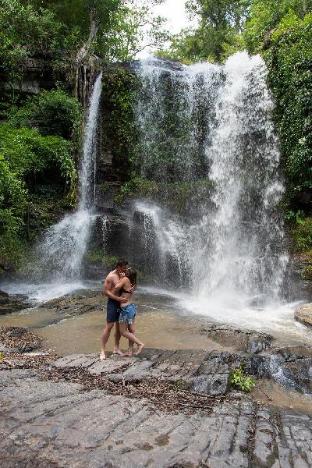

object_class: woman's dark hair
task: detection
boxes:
[126,267,137,286]
[115,259,128,268]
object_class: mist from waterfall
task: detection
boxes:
[133,52,289,317]
[33,73,102,283]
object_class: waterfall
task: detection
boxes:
[133,53,288,308]
[130,201,189,287]
[34,73,102,281]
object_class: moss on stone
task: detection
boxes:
[115,176,213,213]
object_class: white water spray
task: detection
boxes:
[134,53,291,331]
[34,73,103,282]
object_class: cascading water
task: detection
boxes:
[192,53,288,305]
[130,201,188,287]
[35,73,102,281]
[132,53,294,331]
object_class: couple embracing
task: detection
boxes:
[100,259,144,360]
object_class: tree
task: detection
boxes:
[100,2,169,61]
[159,0,251,62]
[244,0,312,51]
[19,0,168,61]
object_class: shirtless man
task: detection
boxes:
[100,259,129,360]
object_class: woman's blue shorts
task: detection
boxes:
[118,304,137,325]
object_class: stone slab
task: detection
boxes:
[1,368,312,467]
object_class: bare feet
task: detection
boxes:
[113,348,124,356]
[100,351,106,361]
[134,344,144,355]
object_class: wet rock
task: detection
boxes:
[38,290,103,317]
[51,344,312,396]
[295,303,312,328]
[1,368,312,467]
[247,346,312,394]
[0,291,30,315]
[201,324,273,353]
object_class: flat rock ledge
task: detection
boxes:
[1,365,312,467]
[295,303,312,328]
[1,328,312,467]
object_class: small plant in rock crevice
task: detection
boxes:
[229,366,256,393]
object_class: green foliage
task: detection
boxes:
[0,123,77,267]
[0,153,26,233]
[102,68,139,181]
[0,124,76,186]
[291,216,312,251]
[99,3,169,61]
[9,90,82,141]
[102,255,119,269]
[85,250,119,269]
[19,0,168,62]
[245,7,312,199]
[0,0,66,79]
[229,366,256,392]
[115,177,213,213]
[159,0,251,62]
[115,177,159,204]
[26,0,121,34]
[302,264,312,279]
[244,0,311,51]
[0,153,27,268]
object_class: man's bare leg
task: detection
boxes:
[100,322,114,360]
[113,323,123,355]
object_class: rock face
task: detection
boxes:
[201,324,273,354]
[1,366,312,467]
[295,303,312,328]
[0,290,30,315]
[40,290,103,316]
[1,326,312,467]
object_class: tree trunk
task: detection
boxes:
[76,9,99,63]
[74,9,99,100]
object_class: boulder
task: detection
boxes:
[0,291,30,315]
[294,303,312,328]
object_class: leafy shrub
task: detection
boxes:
[0,153,26,232]
[0,154,27,268]
[9,90,82,141]
[0,124,76,187]
[0,0,66,79]
[0,123,77,267]
[291,216,312,251]
[102,68,139,181]
[229,366,256,392]
[303,265,312,280]
[245,6,312,204]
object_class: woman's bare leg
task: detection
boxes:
[119,323,144,355]
[127,322,135,355]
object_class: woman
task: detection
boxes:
[113,267,144,356]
